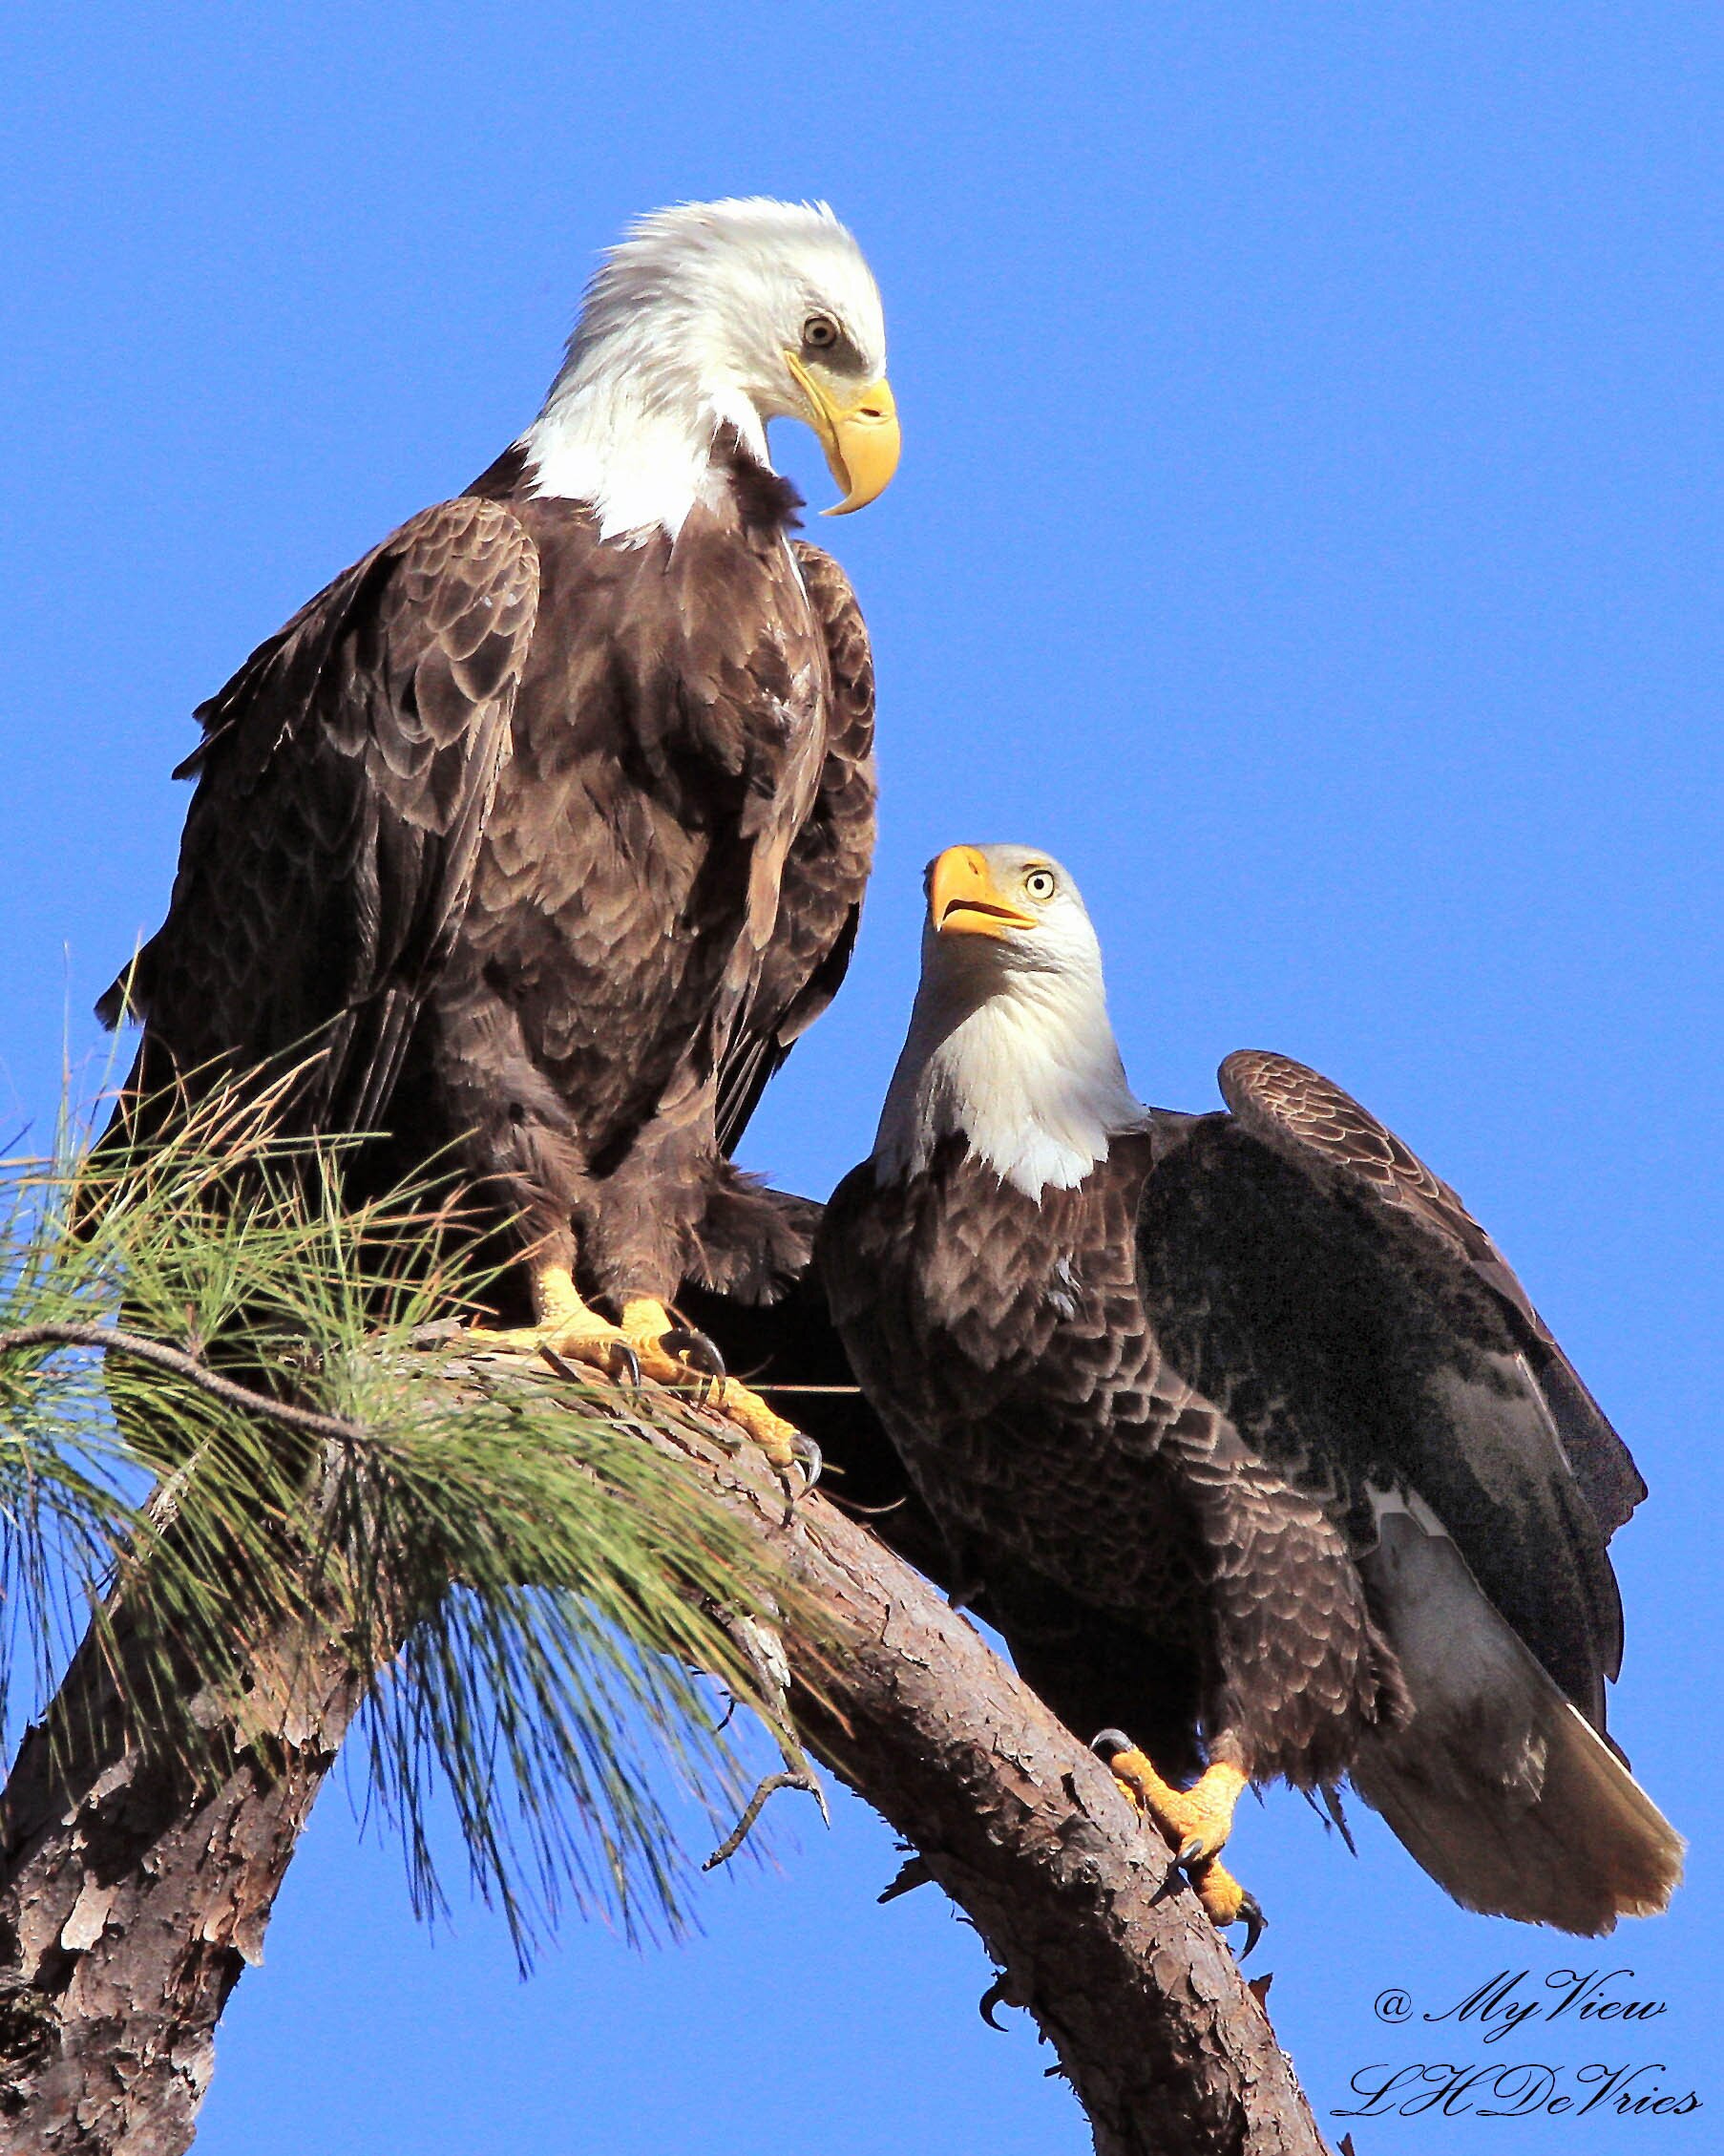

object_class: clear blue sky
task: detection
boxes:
[2,5,1719,2146]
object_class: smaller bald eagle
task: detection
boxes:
[101,199,897,1474]
[819,844,1682,1938]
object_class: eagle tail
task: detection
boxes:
[1351,1510,1682,1934]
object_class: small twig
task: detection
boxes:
[0,1322,368,1445]
[702,1769,824,1871]
[878,1852,934,1903]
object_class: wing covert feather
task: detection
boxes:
[1138,1067,1641,1725]
[1218,1049,1646,1537]
[714,542,875,1153]
[102,498,539,1132]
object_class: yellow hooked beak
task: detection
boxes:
[928,847,1039,939]
[784,353,900,515]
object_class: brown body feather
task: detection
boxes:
[820,1129,1406,1788]
[819,1051,1681,1932]
[101,438,874,1311]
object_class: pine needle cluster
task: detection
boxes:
[0,1078,804,1955]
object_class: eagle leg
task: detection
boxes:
[466,1271,817,1496]
[1093,1733,1248,1864]
[1178,1858,1263,1954]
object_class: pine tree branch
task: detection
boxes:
[0,1341,1332,2156]
[620,1359,1332,2156]
[0,1322,368,1444]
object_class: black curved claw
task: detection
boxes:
[662,1324,726,1385]
[1089,1728,1133,1763]
[1234,1892,1267,1963]
[607,1339,641,1387]
[1178,1832,1210,1869]
[789,1428,822,1499]
[978,1975,1014,2032]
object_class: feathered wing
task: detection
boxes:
[713,541,875,1154]
[1137,1052,1680,1930]
[1218,1049,1647,1543]
[100,498,539,1137]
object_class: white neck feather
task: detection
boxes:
[510,197,883,544]
[518,348,767,543]
[873,955,1146,1199]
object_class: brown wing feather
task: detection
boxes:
[714,541,875,1153]
[1218,1049,1646,1538]
[100,498,539,1134]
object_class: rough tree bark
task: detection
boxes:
[0,1345,1332,2156]
[0,1589,367,2151]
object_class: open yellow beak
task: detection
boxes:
[928,847,1038,939]
[785,353,900,515]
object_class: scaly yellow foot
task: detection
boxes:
[1092,1731,1264,1955]
[462,1264,648,1380]
[616,1298,820,1498]
[468,1270,818,1496]
[1097,1739,1248,1865]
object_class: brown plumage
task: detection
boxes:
[99,201,892,1363]
[823,1128,1405,1791]
[819,843,1682,1935]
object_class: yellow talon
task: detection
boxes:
[1093,1731,1264,1952]
[461,1264,641,1375]
[620,1300,811,1486]
[1103,1744,1248,1864]
[467,1269,816,1493]
[707,1377,801,1474]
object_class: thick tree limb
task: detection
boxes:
[0,1343,1329,2156]
[0,1590,366,2154]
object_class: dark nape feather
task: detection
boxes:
[717,434,806,534]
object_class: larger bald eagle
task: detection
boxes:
[819,844,1682,1939]
[100,199,896,1466]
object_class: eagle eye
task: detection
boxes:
[802,313,840,351]
[1024,868,1057,902]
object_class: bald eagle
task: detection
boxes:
[818,843,1682,1939]
[99,199,896,1467]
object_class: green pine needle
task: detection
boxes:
[0,1079,812,1959]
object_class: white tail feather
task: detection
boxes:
[1351,1509,1682,1934]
